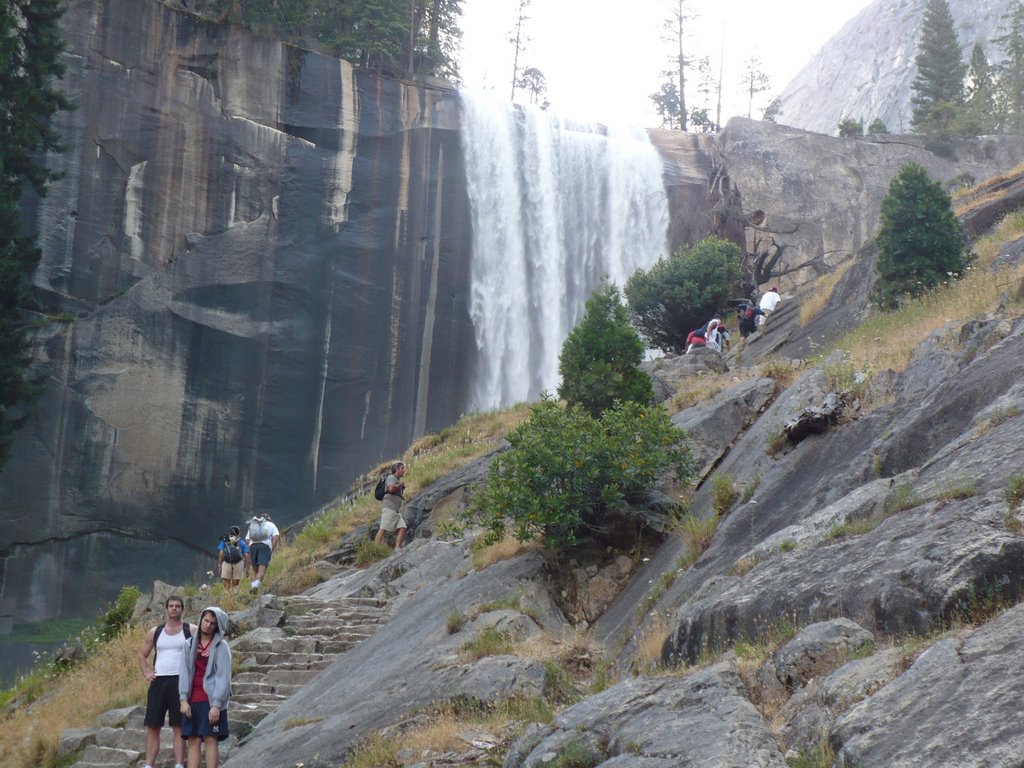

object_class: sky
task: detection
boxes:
[459,0,874,128]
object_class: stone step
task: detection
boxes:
[240,656,334,673]
[279,596,385,609]
[236,668,323,686]
[230,705,276,728]
[74,744,141,767]
[284,616,384,631]
[232,692,290,706]
[233,682,305,698]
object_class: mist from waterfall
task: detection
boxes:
[459,91,670,412]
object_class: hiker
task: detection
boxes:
[216,526,250,592]
[758,286,781,325]
[705,318,723,352]
[736,302,765,338]
[139,595,198,768]
[685,325,707,354]
[718,325,731,352]
[179,607,232,768]
[374,461,408,550]
[245,514,279,590]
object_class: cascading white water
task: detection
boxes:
[460,90,670,411]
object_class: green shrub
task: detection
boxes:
[675,512,719,565]
[837,116,863,137]
[872,163,966,309]
[446,610,465,634]
[543,660,580,705]
[557,281,653,417]
[765,428,788,457]
[554,740,600,768]
[469,396,693,549]
[461,626,512,660]
[741,476,761,503]
[780,539,796,553]
[624,235,742,353]
[936,477,977,502]
[710,473,739,516]
[828,519,879,539]
[1007,474,1024,510]
[97,586,141,642]
[354,540,392,567]
[883,483,921,516]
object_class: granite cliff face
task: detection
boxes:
[5,0,1024,644]
[777,0,1009,136]
[3,0,477,625]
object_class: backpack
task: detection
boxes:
[248,518,271,541]
[374,474,387,501]
[153,621,192,665]
[742,306,755,320]
[223,536,243,564]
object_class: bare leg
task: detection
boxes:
[145,726,160,766]
[172,725,184,766]
[374,527,386,545]
[188,737,201,768]
[203,736,219,768]
[395,527,407,550]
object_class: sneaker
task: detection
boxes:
[251,579,261,589]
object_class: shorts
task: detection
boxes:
[379,507,407,533]
[144,675,182,728]
[220,560,245,580]
[250,542,272,568]
[181,700,229,741]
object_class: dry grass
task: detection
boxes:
[667,371,746,413]
[0,625,150,768]
[632,613,671,674]
[953,162,1024,210]
[823,262,1024,376]
[263,404,532,594]
[799,260,855,326]
[471,534,541,570]
[970,209,1024,266]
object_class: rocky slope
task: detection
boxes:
[777,0,1010,136]
[7,0,1024,670]
[55,234,1024,766]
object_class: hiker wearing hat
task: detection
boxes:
[245,515,280,590]
[216,526,251,592]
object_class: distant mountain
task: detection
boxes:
[776,0,1010,136]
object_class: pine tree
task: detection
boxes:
[557,282,653,418]
[873,163,966,309]
[962,43,997,134]
[0,0,72,464]
[740,56,770,120]
[910,0,966,135]
[995,0,1024,133]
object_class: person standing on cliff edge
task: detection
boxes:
[139,595,197,768]
[374,461,409,550]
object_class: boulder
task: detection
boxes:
[833,604,1024,766]
[504,660,787,768]
[772,619,874,690]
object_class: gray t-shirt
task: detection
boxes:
[381,473,404,511]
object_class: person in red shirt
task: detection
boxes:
[179,607,231,768]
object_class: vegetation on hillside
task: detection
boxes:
[625,236,742,354]
[468,396,693,549]
[873,163,966,309]
[557,281,653,418]
[183,0,464,80]
[0,0,72,466]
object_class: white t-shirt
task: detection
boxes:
[759,291,781,313]
[154,624,190,677]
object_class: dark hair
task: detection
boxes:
[390,461,406,473]
[229,525,240,536]
[166,595,184,609]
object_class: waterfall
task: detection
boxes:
[459,90,670,412]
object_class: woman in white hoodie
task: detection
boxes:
[179,606,231,768]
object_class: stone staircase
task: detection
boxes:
[60,594,388,768]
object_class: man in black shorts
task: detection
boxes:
[138,595,197,768]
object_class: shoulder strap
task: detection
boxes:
[153,623,165,662]
[183,623,192,640]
